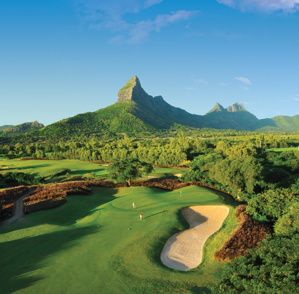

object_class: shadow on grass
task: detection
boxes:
[16,164,50,170]
[137,201,161,209]
[0,226,99,294]
[155,174,178,180]
[143,210,167,219]
[69,168,106,176]
[190,286,212,294]
[0,168,20,172]
[0,188,118,233]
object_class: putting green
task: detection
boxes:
[0,186,239,294]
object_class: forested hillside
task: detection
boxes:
[0,121,44,137]
[0,125,13,131]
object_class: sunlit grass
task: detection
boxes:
[0,159,187,181]
[0,186,238,293]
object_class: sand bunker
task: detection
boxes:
[160,205,229,271]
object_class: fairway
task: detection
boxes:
[0,159,186,180]
[0,186,239,294]
[266,147,299,152]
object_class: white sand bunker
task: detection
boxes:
[161,206,229,271]
[174,173,182,177]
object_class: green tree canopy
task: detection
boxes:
[209,156,263,197]
[212,235,299,294]
[108,158,153,186]
[274,202,299,236]
[247,188,299,221]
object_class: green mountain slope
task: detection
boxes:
[39,76,205,139]
[0,121,44,137]
[204,102,267,131]
[39,101,155,139]
[270,115,299,131]
[0,125,13,131]
[204,111,261,130]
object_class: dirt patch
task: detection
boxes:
[161,205,229,271]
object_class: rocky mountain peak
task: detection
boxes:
[117,76,143,102]
[227,102,247,112]
[31,120,44,128]
[206,102,225,114]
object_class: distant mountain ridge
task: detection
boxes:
[0,125,13,131]
[39,76,299,137]
[3,76,298,140]
[207,102,247,114]
[0,121,44,136]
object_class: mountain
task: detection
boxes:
[227,102,247,112]
[204,102,272,130]
[206,102,247,114]
[117,76,205,129]
[206,103,226,114]
[0,125,13,131]
[39,76,205,139]
[262,115,299,132]
[18,76,299,140]
[0,121,44,136]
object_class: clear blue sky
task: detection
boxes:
[1,0,299,126]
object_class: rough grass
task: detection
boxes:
[0,185,239,294]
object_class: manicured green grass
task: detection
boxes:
[267,147,299,152]
[0,159,187,181]
[0,186,238,293]
[144,166,187,179]
[0,159,108,179]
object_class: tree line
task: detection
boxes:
[0,133,297,167]
[177,139,298,293]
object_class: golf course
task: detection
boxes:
[0,158,186,181]
[0,184,239,294]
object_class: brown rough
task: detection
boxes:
[214,205,272,261]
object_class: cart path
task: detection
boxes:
[0,188,36,226]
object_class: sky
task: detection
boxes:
[0,0,299,126]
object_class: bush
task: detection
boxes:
[0,172,44,188]
[23,181,91,206]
